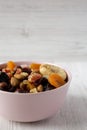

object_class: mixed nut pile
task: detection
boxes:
[0,61,67,93]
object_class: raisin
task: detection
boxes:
[22,67,31,74]
[39,77,48,86]
[0,71,10,84]
[18,88,29,93]
[47,83,55,90]
[8,86,17,92]
[0,82,8,91]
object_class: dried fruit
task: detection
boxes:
[0,71,10,84]
[30,63,41,71]
[0,61,67,93]
[48,73,66,88]
[8,86,17,92]
[39,77,48,86]
[22,67,31,74]
[7,61,16,71]
[0,82,8,91]
[40,64,66,80]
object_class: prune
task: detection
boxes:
[33,79,41,86]
[0,71,10,84]
[34,77,48,91]
[8,86,17,92]
[0,82,8,91]
[22,67,31,74]
[39,77,48,86]
[47,83,55,90]
[18,88,29,93]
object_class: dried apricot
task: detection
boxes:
[48,73,66,88]
[7,61,16,71]
[30,63,41,71]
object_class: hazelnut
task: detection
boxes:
[14,72,28,80]
[30,88,38,93]
[20,80,35,91]
[11,77,20,87]
[37,84,43,92]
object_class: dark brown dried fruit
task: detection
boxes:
[22,67,31,74]
[8,86,17,92]
[18,88,29,93]
[39,77,48,86]
[0,82,8,91]
[0,71,10,84]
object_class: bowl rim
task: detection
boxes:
[0,61,72,95]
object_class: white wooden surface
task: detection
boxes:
[0,0,87,130]
[0,0,87,62]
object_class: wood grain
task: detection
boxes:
[0,0,87,62]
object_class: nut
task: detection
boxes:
[14,72,28,80]
[21,72,28,77]
[28,72,42,83]
[20,80,35,91]
[10,77,20,87]
[37,84,43,92]
[20,81,29,91]
[30,88,38,93]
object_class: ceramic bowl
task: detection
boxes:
[0,61,71,122]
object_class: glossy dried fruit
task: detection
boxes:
[39,77,48,86]
[0,71,10,84]
[22,67,31,74]
[8,86,17,92]
[0,61,68,93]
[0,82,8,91]
[48,73,66,88]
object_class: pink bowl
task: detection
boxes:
[0,61,71,122]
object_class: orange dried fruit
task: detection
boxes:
[30,63,41,71]
[7,61,16,71]
[48,73,66,88]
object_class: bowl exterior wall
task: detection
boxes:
[0,61,71,122]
